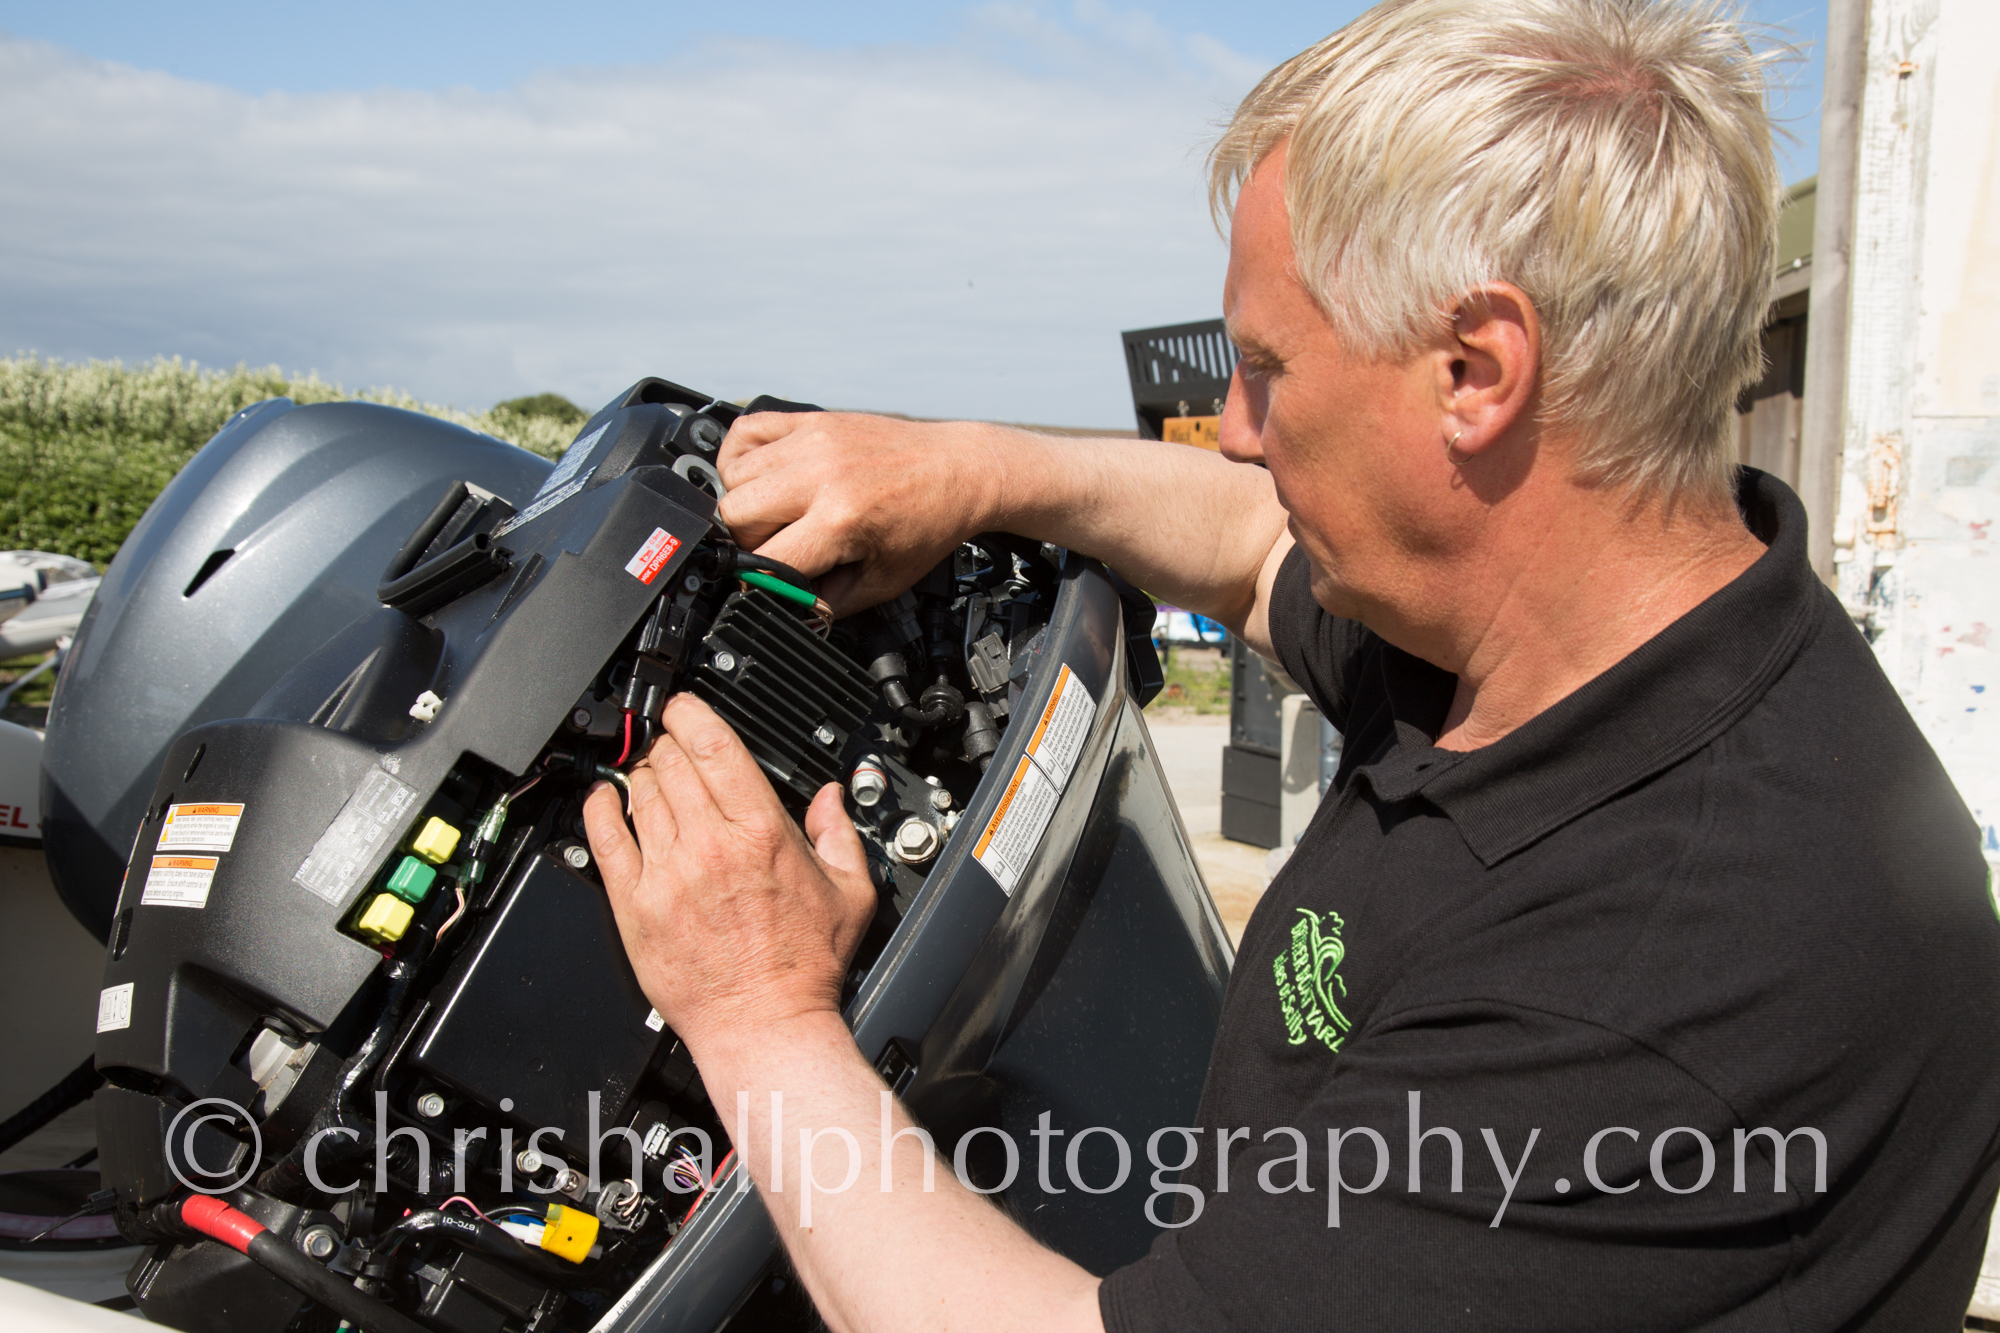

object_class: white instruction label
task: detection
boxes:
[157,803,245,853]
[974,755,1060,896]
[97,982,134,1034]
[645,1008,666,1032]
[493,468,593,537]
[1024,665,1096,788]
[536,421,606,497]
[141,855,220,909]
[294,768,419,906]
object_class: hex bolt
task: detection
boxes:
[712,650,737,673]
[929,786,952,812]
[415,1092,446,1119]
[850,760,887,808]
[893,817,940,864]
[516,1147,546,1176]
[571,708,592,729]
[563,844,592,870]
[300,1226,339,1261]
[814,725,837,747]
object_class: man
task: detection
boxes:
[582,0,2000,1326]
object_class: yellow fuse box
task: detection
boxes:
[540,1204,599,1263]
[410,817,462,865]
[353,893,415,945]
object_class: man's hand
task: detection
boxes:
[581,693,877,1060]
[717,411,1012,617]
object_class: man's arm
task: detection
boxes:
[582,695,1104,1333]
[716,413,1294,656]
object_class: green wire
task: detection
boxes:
[738,568,817,608]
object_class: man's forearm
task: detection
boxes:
[968,425,1291,643]
[691,1013,1103,1333]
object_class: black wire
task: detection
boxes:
[727,550,814,592]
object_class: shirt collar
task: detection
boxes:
[1348,469,1825,866]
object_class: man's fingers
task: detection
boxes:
[716,410,814,474]
[805,783,869,880]
[625,756,679,853]
[582,781,643,896]
[658,694,786,828]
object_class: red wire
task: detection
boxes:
[678,1148,736,1229]
[614,710,634,767]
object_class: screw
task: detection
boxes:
[684,573,702,592]
[516,1147,546,1175]
[850,761,887,808]
[416,1092,446,1119]
[300,1226,339,1261]
[553,1167,583,1198]
[563,844,591,870]
[572,708,592,728]
[929,786,952,812]
[893,817,940,864]
[713,650,737,673]
[814,725,837,746]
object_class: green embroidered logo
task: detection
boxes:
[1273,907,1352,1052]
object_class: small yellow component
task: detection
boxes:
[540,1203,599,1264]
[353,893,415,945]
[409,817,462,865]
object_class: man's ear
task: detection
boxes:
[1436,283,1540,461]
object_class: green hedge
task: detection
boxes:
[0,357,585,566]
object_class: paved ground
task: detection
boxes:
[1142,713,1269,947]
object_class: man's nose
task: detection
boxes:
[1217,364,1264,466]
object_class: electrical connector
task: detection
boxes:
[384,855,437,905]
[538,1203,599,1263]
[354,893,415,945]
[410,816,462,865]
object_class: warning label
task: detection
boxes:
[141,855,220,909]
[97,982,134,1034]
[625,528,682,585]
[1025,665,1095,788]
[972,665,1099,895]
[973,755,1060,896]
[157,803,245,853]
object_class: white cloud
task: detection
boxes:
[0,23,1258,426]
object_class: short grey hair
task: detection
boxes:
[1211,0,1782,504]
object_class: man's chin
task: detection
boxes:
[1305,562,1362,622]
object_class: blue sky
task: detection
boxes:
[0,1,1829,425]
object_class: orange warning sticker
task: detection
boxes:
[974,756,1059,896]
[157,802,245,853]
[141,854,220,909]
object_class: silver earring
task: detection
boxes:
[1443,430,1470,467]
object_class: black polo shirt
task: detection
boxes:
[1101,470,2000,1331]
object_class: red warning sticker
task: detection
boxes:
[624,528,681,585]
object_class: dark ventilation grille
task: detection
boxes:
[1120,319,1239,439]
[690,590,878,804]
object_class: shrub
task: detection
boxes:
[0,356,585,566]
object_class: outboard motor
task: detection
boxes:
[47,377,1231,1332]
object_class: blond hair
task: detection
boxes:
[1211,0,1782,503]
